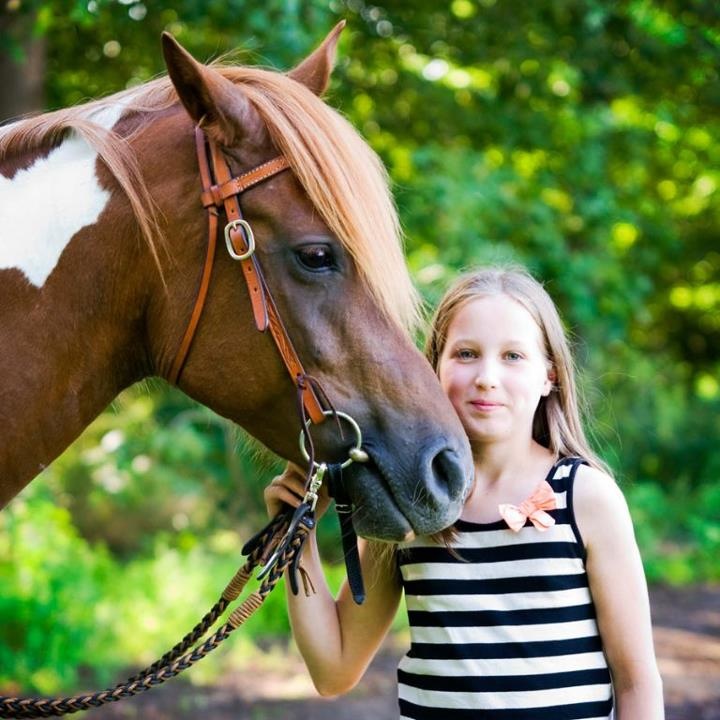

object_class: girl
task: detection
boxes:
[265,266,664,719]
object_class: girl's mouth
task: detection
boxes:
[470,401,503,411]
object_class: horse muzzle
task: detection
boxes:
[340,435,473,542]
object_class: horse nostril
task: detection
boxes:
[432,448,462,491]
[430,453,448,498]
[419,445,470,509]
[403,444,469,535]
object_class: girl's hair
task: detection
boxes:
[425,265,609,474]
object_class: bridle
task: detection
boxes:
[170,124,367,599]
[0,125,369,718]
[168,125,327,426]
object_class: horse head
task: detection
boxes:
[0,25,472,541]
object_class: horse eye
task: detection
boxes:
[296,245,335,271]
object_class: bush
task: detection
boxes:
[0,483,339,694]
[626,480,720,584]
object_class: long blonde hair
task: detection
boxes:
[425,265,608,474]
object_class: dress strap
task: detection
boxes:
[563,456,590,554]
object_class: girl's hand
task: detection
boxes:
[264,462,332,519]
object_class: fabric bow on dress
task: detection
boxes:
[498,480,557,532]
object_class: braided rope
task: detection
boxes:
[123,597,230,685]
[117,517,286,689]
[0,514,309,718]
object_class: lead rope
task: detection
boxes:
[0,506,312,718]
[294,380,365,604]
[0,400,368,718]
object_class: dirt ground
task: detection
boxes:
[89,585,720,719]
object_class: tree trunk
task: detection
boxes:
[0,11,46,124]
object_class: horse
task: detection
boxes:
[0,23,472,542]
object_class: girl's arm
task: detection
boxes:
[265,466,403,697]
[574,465,664,719]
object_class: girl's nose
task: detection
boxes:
[474,361,498,388]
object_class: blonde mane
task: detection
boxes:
[0,63,419,333]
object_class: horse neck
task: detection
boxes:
[0,135,153,505]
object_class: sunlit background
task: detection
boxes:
[1,0,718,708]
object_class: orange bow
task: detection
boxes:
[498,480,557,532]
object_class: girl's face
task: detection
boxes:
[437,294,554,450]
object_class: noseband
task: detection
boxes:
[168,126,326,425]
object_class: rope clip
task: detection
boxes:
[302,462,326,511]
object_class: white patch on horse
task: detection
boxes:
[0,103,126,287]
[87,101,127,130]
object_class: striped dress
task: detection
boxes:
[396,457,614,719]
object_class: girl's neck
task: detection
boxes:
[460,438,557,523]
[471,436,556,493]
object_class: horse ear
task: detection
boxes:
[287,20,345,96]
[161,32,257,146]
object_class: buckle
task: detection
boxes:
[224,219,255,260]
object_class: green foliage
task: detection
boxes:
[2,0,337,109]
[39,383,283,556]
[33,381,346,561]
[0,479,350,693]
[1,0,719,694]
[0,488,117,692]
[628,480,720,584]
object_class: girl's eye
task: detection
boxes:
[296,245,335,271]
[457,349,477,360]
[505,351,523,361]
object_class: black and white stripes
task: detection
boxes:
[396,458,613,719]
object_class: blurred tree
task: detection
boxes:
[0,0,337,118]
[0,5,45,121]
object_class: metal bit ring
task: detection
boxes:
[299,410,367,470]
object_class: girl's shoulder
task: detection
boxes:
[571,463,633,549]
[572,463,621,503]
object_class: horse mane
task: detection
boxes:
[0,63,420,333]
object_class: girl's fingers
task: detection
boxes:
[264,472,309,516]
[265,484,303,502]
[273,488,303,508]
[269,475,306,497]
[265,463,334,519]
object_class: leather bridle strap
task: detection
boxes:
[167,129,219,386]
[168,127,326,425]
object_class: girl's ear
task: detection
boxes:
[543,366,557,396]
